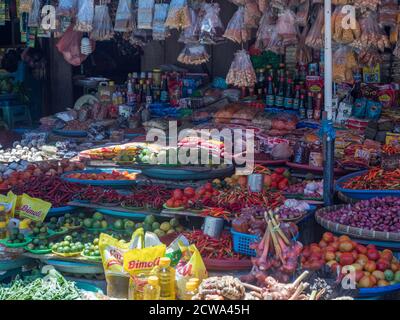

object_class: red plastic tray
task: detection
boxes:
[203,258,252,271]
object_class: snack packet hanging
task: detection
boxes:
[57,0,77,16]
[165,0,191,30]
[99,233,130,299]
[175,245,208,299]
[177,44,210,65]
[153,3,170,40]
[276,9,298,46]
[332,6,361,44]
[223,6,251,44]
[28,0,41,27]
[199,2,224,44]
[90,3,114,41]
[333,46,358,83]
[114,0,134,32]
[226,49,257,87]
[16,194,51,223]
[74,0,94,32]
[137,0,155,29]
[178,7,199,43]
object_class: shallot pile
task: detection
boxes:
[322,197,400,233]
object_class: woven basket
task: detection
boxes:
[337,191,360,204]
[381,153,400,170]
[316,205,400,242]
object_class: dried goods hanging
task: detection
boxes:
[332,45,358,84]
[177,44,210,65]
[296,0,309,26]
[226,49,257,88]
[199,2,225,44]
[354,0,381,13]
[244,0,261,29]
[178,7,199,43]
[152,3,170,40]
[74,0,94,32]
[305,6,324,49]
[28,0,40,27]
[165,0,191,30]
[90,3,114,41]
[351,12,390,52]
[266,25,285,54]
[332,6,361,44]
[276,9,298,46]
[223,6,251,44]
[137,0,155,30]
[358,47,382,66]
[19,0,32,13]
[296,26,312,64]
[379,0,399,28]
[114,0,134,32]
[255,8,275,50]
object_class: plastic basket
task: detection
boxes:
[231,229,259,257]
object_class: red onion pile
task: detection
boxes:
[323,197,400,233]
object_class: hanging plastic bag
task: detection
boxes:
[255,9,275,50]
[332,46,358,83]
[19,0,32,13]
[114,0,134,32]
[56,25,94,66]
[223,6,251,44]
[178,7,199,43]
[358,48,382,67]
[244,0,261,29]
[177,44,210,65]
[90,3,114,41]
[305,6,324,49]
[153,3,170,40]
[226,49,256,88]
[137,0,155,30]
[74,0,94,32]
[354,0,380,13]
[199,2,225,44]
[28,0,41,27]
[332,6,361,44]
[266,25,285,55]
[296,0,309,27]
[175,245,208,300]
[276,9,298,46]
[56,0,77,16]
[379,0,399,28]
[258,0,268,12]
[165,0,191,30]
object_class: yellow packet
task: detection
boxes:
[16,194,51,222]
[99,233,130,299]
[6,191,17,218]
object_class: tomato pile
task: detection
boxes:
[301,233,400,288]
[165,183,220,209]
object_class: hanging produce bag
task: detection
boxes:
[56,24,95,66]
[152,3,170,40]
[114,0,133,32]
[137,0,154,29]
[90,3,114,41]
[223,6,251,44]
[74,0,94,32]
[199,2,224,44]
[177,44,210,65]
[226,49,256,88]
[178,7,199,43]
[305,5,324,49]
[276,9,298,46]
[255,9,275,50]
[165,0,191,29]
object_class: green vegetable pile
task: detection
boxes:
[0,269,82,300]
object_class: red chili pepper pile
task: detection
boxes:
[202,189,284,213]
[183,230,246,260]
[342,167,400,190]
[200,207,231,220]
[125,186,171,210]
[12,176,83,207]
[77,186,123,204]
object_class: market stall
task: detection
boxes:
[0,0,400,301]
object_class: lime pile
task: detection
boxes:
[142,215,184,238]
[30,222,49,238]
[83,212,108,230]
[27,237,51,251]
[52,235,84,255]
[82,238,100,259]
[7,228,27,244]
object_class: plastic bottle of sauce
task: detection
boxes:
[184,281,198,300]
[143,276,161,300]
[158,257,176,300]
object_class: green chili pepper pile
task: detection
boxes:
[0,270,82,300]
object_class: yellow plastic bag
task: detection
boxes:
[99,233,130,299]
[175,245,208,299]
[16,194,51,222]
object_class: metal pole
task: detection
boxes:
[323,0,335,206]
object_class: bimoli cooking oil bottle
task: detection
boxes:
[184,281,197,300]
[143,276,160,300]
[158,257,176,300]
